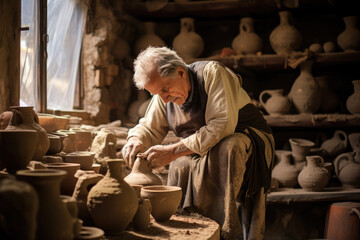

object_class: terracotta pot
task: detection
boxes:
[320,130,348,158]
[346,80,360,114]
[288,61,322,114]
[232,17,263,55]
[289,138,315,170]
[47,134,62,154]
[69,128,93,151]
[57,130,77,153]
[0,129,38,174]
[141,185,182,222]
[64,151,94,170]
[337,16,360,52]
[334,152,360,189]
[298,155,329,191]
[46,162,80,195]
[124,157,162,186]
[315,76,340,113]
[325,202,360,240]
[259,89,292,115]
[6,106,50,161]
[87,159,138,234]
[272,150,299,188]
[172,17,204,59]
[134,22,165,56]
[16,169,74,240]
[269,11,302,55]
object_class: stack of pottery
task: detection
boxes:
[259,89,292,115]
[337,16,360,52]
[124,157,162,186]
[272,150,299,188]
[134,21,165,56]
[298,155,329,191]
[346,80,360,114]
[232,17,263,55]
[289,138,315,170]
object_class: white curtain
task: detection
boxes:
[47,0,87,110]
[20,0,39,109]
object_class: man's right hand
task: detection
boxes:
[121,136,144,168]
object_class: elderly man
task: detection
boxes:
[122,46,274,240]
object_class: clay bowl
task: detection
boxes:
[64,151,94,170]
[141,185,182,222]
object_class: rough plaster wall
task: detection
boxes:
[0,0,20,112]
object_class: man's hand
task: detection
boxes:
[121,137,144,168]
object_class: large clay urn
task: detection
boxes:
[272,150,300,188]
[5,106,50,161]
[134,22,165,56]
[346,80,360,114]
[232,17,263,55]
[173,17,204,59]
[269,11,302,55]
[320,130,348,158]
[337,16,360,52]
[16,169,74,240]
[124,157,163,186]
[259,89,292,115]
[298,155,329,191]
[334,152,360,189]
[288,61,322,114]
[87,159,139,235]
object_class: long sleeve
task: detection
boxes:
[127,94,169,150]
[181,62,251,156]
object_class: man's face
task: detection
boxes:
[145,67,190,105]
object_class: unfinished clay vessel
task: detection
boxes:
[346,80,360,114]
[232,17,262,55]
[320,130,348,158]
[269,11,302,55]
[272,150,299,188]
[16,169,74,240]
[289,138,315,170]
[259,89,292,115]
[173,18,204,59]
[298,155,329,191]
[141,185,182,222]
[337,16,360,52]
[134,22,165,56]
[334,152,360,189]
[64,151,94,170]
[124,157,162,186]
[6,106,50,161]
[288,61,321,113]
[87,159,138,235]
[46,162,80,195]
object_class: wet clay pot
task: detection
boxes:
[124,157,162,186]
[6,106,50,161]
[289,138,315,170]
[272,150,299,188]
[259,89,292,115]
[334,152,360,189]
[232,17,262,55]
[134,21,165,56]
[46,162,80,195]
[16,169,74,240]
[298,155,329,191]
[346,80,360,114]
[141,185,182,222]
[320,130,348,158]
[337,16,360,52]
[87,159,139,235]
[0,129,38,174]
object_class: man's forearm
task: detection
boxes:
[171,141,194,159]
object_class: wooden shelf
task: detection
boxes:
[264,114,360,128]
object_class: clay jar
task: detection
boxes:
[87,159,138,235]
[124,157,163,186]
[46,162,81,195]
[141,185,182,222]
[298,155,329,191]
[5,106,50,161]
[269,11,302,55]
[173,17,204,59]
[57,130,77,153]
[346,80,360,114]
[47,133,63,154]
[337,16,360,52]
[232,17,263,55]
[289,138,315,170]
[69,128,93,151]
[334,152,360,189]
[288,61,322,114]
[259,89,292,115]
[320,130,348,158]
[272,150,299,188]
[64,151,94,170]
[134,21,165,56]
[16,169,74,240]
[0,129,38,174]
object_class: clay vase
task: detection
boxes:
[0,178,38,240]
[269,11,302,55]
[16,169,74,240]
[124,157,163,186]
[57,130,77,153]
[298,155,329,191]
[320,130,348,158]
[87,159,139,235]
[173,17,204,59]
[69,128,93,151]
[288,61,322,114]
[46,162,80,195]
[349,132,360,162]
[337,16,360,52]
[47,134,62,154]
[0,130,38,174]
[134,22,165,56]
[64,151,94,170]
[289,138,315,170]
[346,80,360,114]
[272,150,300,188]
[259,89,292,115]
[334,152,360,189]
[5,106,50,161]
[141,185,182,222]
[315,76,340,113]
[232,17,263,55]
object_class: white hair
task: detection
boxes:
[133,46,187,90]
